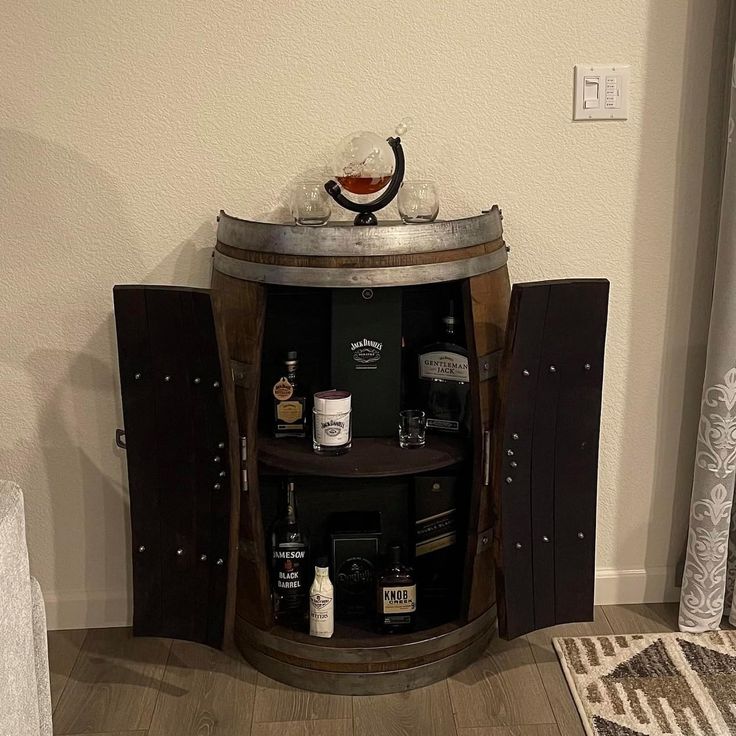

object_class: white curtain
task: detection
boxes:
[679,35,736,632]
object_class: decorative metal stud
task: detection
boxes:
[213,380,220,388]
[542,536,550,543]
[214,483,221,490]
[164,375,171,382]
[584,363,591,371]
[194,377,201,384]
[507,449,514,456]
[219,470,226,477]
[176,548,184,556]
[549,365,556,373]
[510,461,518,468]
[216,558,224,566]
[522,369,530,377]
[505,476,513,484]
[515,542,523,550]
[200,554,208,562]
[213,455,221,463]
[512,433,519,440]
[134,372,142,381]
[138,545,146,553]
[482,536,489,545]
[217,441,225,449]
[483,362,489,371]
[577,532,585,539]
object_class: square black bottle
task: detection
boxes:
[376,545,416,633]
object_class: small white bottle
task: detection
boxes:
[309,557,334,638]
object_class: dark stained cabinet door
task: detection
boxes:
[114,285,232,647]
[492,280,609,639]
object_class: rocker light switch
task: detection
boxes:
[574,65,630,120]
[583,76,600,109]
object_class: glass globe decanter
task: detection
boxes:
[325,120,412,225]
[331,131,395,195]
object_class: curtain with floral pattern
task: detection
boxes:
[679,38,736,632]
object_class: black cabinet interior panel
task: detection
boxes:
[114,285,230,648]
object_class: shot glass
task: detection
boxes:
[398,409,427,449]
[290,181,331,226]
[397,181,440,224]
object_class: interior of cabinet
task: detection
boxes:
[256,281,475,639]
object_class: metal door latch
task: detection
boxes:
[115,429,126,449]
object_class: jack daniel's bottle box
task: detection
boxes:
[417,303,470,433]
[271,480,309,621]
[331,288,402,437]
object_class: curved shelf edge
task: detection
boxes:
[217,207,503,256]
[258,435,470,478]
[234,606,497,695]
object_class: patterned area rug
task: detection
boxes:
[553,631,736,735]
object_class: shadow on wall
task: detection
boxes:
[623,0,730,601]
[0,128,214,626]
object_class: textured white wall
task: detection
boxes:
[0,0,727,627]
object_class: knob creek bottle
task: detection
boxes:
[376,545,416,633]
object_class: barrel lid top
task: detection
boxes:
[216,206,503,256]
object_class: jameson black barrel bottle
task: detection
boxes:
[416,301,470,434]
[271,480,309,622]
[376,545,416,633]
[273,350,307,438]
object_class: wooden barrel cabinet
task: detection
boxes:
[115,206,607,695]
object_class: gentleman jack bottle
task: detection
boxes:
[273,350,307,438]
[416,302,470,433]
[376,545,416,633]
[271,480,309,621]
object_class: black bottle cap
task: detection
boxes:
[390,545,402,565]
[315,556,328,568]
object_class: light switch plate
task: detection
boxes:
[574,64,630,121]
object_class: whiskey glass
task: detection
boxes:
[290,181,331,226]
[397,181,439,224]
[398,409,426,449]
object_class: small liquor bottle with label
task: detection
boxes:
[416,302,470,434]
[271,480,309,622]
[273,351,307,438]
[309,557,334,639]
[376,545,416,633]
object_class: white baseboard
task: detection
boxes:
[595,566,680,605]
[43,568,679,630]
[45,589,131,631]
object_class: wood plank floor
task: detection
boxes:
[49,604,678,736]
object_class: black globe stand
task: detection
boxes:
[324,137,405,226]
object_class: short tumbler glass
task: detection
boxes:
[398,409,427,449]
[290,181,331,226]
[397,181,440,224]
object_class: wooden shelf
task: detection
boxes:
[258,435,469,478]
[269,615,462,649]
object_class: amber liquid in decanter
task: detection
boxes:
[336,175,392,195]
